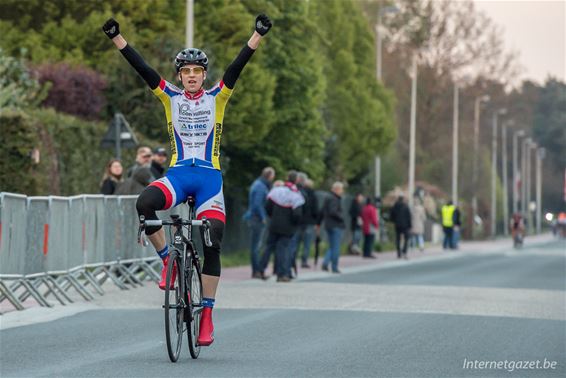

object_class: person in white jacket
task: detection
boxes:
[411,200,427,252]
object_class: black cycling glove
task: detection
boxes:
[255,14,272,36]
[102,18,120,39]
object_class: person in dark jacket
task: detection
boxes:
[390,195,412,259]
[126,146,153,178]
[115,163,155,195]
[452,205,462,249]
[317,181,346,273]
[244,167,275,278]
[150,147,168,179]
[259,171,304,282]
[100,159,124,195]
[290,174,319,270]
[348,193,364,255]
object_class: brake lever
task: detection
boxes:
[202,219,213,247]
[137,215,149,246]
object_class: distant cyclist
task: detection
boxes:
[509,212,525,247]
[102,14,272,346]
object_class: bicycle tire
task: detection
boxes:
[164,251,184,362]
[187,254,203,359]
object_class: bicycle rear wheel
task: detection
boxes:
[187,257,203,359]
[164,251,184,362]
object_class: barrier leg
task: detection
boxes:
[0,281,24,303]
[132,261,160,282]
[18,278,44,303]
[81,271,105,295]
[20,279,52,307]
[60,274,94,301]
[45,275,75,303]
[40,277,67,305]
[101,266,128,290]
[116,263,143,286]
[0,280,25,311]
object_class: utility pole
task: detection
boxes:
[536,148,545,233]
[408,52,417,208]
[452,84,459,205]
[501,121,511,236]
[491,109,506,238]
[512,130,524,214]
[374,5,399,201]
[527,141,536,234]
[186,0,194,47]
[521,137,531,215]
[472,95,489,237]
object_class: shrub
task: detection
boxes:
[34,62,107,120]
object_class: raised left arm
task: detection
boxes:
[222,14,272,89]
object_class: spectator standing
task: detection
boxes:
[244,167,275,279]
[318,182,346,273]
[452,205,462,249]
[441,201,456,250]
[390,195,412,259]
[361,197,379,258]
[290,174,319,269]
[150,147,168,179]
[100,159,124,195]
[411,199,426,252]
[115,167,155,195]
[260,171,304,282]
[126,146,153,177]
[348,193,364,255]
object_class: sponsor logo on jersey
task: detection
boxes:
[178,103,191,115]
[213,123,223,157]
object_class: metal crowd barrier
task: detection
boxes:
[0,192,171,312]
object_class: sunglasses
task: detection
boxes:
[180,66,205,75]
[142,154,152,159]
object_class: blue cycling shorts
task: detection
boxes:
[149,164,225,223]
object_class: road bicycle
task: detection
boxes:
[138,196,212,362]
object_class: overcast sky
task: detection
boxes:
[472,0,565,85]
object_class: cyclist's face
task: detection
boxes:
[179,65,206,93]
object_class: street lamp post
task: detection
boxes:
[491,108,507,238]
[452,84,459,205]
[374,5,399,201]
[408,52,418,208]
[536,147,545,234]
[521,137,531,215]
[527,141,537,234]
[472,95,489,237]
[512,130,525,214]
[186,0,194,47]
[502,121,510,236]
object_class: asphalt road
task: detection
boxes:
[1,240,565,377]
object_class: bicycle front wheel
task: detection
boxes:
[164,251,184,362]
[187,256,203,359]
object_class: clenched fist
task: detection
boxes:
[102,18,120,39]
[255,14,272,36]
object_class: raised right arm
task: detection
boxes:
[102,18,161,90]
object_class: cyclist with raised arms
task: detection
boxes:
[102,14,272,346]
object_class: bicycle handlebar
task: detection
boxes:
[143,219,208,227]
[138,215,213,247]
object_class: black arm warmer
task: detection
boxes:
[120,44,161,90]
[222,45,255,89]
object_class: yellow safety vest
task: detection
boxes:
[442,205,455,227]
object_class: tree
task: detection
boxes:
[0,48,44,108]
[310,0,396,184]
[34,62,107,120]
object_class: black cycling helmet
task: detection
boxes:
[175,48,208,72]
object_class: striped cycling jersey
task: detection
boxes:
[152,79,233,170]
